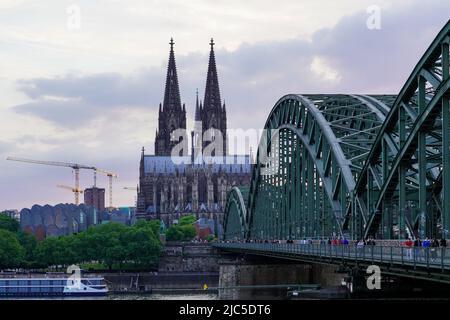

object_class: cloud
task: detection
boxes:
[0,141,13,157]
[14,0,450,131]
[17,70,162,106]
[310,56,342,83]
[13,69,169,126]
[14,99,93,127]
[3,0,450,210]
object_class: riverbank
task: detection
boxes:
[108,293,218,300]
[100,272,219,294]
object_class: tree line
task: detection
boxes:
[0,213,203,271]
[0,214,163,270]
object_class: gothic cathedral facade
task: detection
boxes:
[137,39,252,233]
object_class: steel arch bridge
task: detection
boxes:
[223,20,450,242]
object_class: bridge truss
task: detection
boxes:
[224,20,450,241]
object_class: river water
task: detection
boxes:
[0,293,218,300]
[108,293,218,300]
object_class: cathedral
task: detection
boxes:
[136,38,252,230]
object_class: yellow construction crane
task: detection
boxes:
[57,184,84,195]
[96,168,118,209]
[7,156,96,205]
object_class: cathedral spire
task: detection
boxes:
[195,89,201,121]
[203,38,221,111]
[163,37,182,113]
[155,38,187,156]
[139,146,145,179]
[201,38,227,156]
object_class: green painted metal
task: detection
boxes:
[223,186,249,240]
[213,242,450,284]
[224,94,395,240]
[223,20,450,241]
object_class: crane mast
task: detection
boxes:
[7,156,119,208]
[7,156,95,205]
[96,168,118,209]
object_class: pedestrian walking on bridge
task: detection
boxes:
[414,238,422,261]
[423,237,431,262]
[405,238,413,260]
[431,239,439,262]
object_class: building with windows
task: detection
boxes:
[84,187,105,211]
[137,38,252,226]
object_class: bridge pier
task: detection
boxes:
[218,254,344,299]
[215,244,450,298]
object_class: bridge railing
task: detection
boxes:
[214,243,450,272]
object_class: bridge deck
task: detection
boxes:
[213,243,450,284]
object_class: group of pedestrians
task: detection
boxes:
[222,236,447,264]
[326,238,350,245]
[404,237,447,261]
[355,237,376,249]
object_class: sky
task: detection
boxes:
[0,0,449,210]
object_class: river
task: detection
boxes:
[0,293,218,300]
[108,293,218,300]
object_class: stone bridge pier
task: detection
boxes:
[218,253,343,299]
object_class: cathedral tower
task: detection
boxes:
[155,38,187,156]
[191,89,203,163]
[201,38,227,156]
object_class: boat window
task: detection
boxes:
[18,287,28,293]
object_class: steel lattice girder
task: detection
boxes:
[223,186,249,240]
[231,94,395,240]
[223,20,450,241]
[354,21,450,240]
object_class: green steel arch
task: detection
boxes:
[243,94,395,240]
[223,186,249,240]
[223,20,450,241]
[354,20,450,240]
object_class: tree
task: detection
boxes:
[13,221,163,271]
[0,229,25,269]
[0,214,20,233]
[35,237,64,268]
[166,225,185,241]
[179,214,196,226]
[166,224,197,241]
[83,223,127,269]
[17,231,37,267]
[57,235,83,266]
[179,225,196,240]
[165,214,197,241]
[134,219,161,237]
[121,227,161,267]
